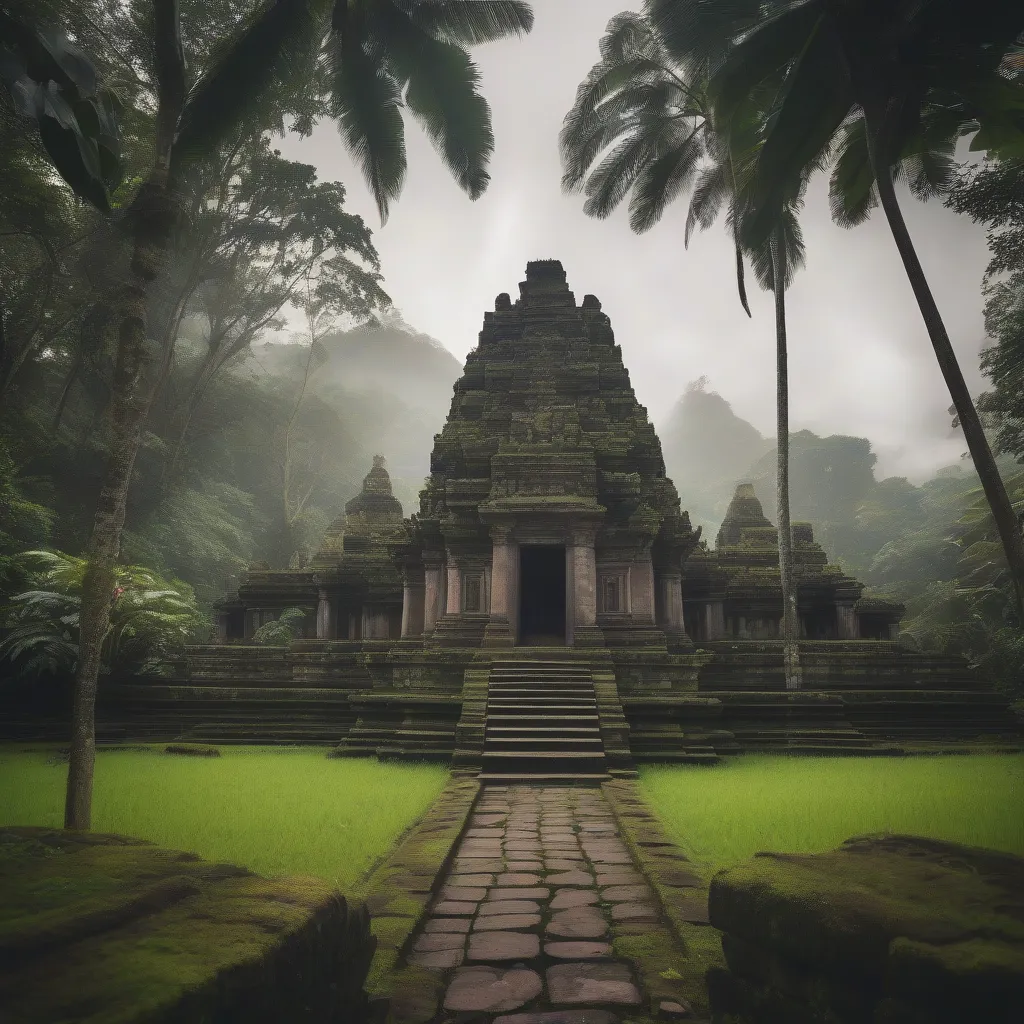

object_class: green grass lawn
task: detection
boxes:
[640,753,1024,877]
[0,746,447,890]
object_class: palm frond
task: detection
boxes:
[710,1,828,123]
[626,129,708,233]
[387,25,494,199]
[737,16,853,247]
[747,205,805,293]
[561,59,683,192]
[598,11,662,65]
[324,32,406,222]
[829,115,878,228]
[405,0,533,45]
[648,0,767,73]
[173,0,328,170]
[630,136,705,233]
[684,162,727,245]
[904,141,957,200]
[582,133,661,220]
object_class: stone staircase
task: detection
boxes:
[479,660,610,783]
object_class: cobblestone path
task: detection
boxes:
[408,785,693,1021]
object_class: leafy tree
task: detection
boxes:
[895,469,1024,693]
[560,8,808,686]
[946,157,1024,461]
[22,0,532,831]
[651,0,1024,624]
[148,134,390,481]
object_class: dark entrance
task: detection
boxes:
[519,545,566,645]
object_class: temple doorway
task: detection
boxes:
[519,545,566,645]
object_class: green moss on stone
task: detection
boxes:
[0,826,374,1024]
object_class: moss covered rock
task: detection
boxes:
[0,826,375,1023]
[707,834,1024,1024]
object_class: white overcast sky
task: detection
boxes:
[278,0,994,484]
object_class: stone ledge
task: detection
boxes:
[358,777,480,1021]
[0,826,375,1023]
[707,834,1024,1024]
[602,779,723,1020]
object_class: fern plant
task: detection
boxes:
[0,550,203,679]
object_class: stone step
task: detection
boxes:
[485,725,601,734]
[487,689,597,698]
[487,679,595,687]
[486,702,598,712]
[477,772,610,783]
[488,674,595,680]
[481,751,608,774]
[483,734,604,747]
[486,713,600,723]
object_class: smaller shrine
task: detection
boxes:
[214,455,406,643]
[682,483,905,642]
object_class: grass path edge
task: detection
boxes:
[359,775,481,1020]
[602,778,725,1019]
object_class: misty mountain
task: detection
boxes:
[659,378,772,538]
[252,322,462,510]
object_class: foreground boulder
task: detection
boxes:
[706,834,1024,1024]
[0,826,375,1023]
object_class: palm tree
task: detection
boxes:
[649,0,1024,625]
[561,11,752,315]
[560,9,806,686]
[37,0,533,830]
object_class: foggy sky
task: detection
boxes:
[278,0,995,484]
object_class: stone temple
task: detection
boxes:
[105,261,1018,775]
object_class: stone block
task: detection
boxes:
[0,827,374,1024]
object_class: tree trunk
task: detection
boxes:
[64,0,187,829]
[64,281,151,829]
[865,121,1024,626]
[771,230,802,689]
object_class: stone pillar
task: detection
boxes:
[316,589,333,640]
[706,601,725,640]
[423,555,444,633]
[656,571,684,630]
[483,526,515,647]
[401,578,425,638]
[571,543,597,628]
[836,601,858,640]
[630,557,656,623]
[489,540,514,618]
[564,540,597,649]
[445,559,462,615]
[244,608,259,640]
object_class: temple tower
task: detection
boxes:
[402,260,701,655]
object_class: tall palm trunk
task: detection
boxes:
[864,115,1024,627]
[64,0,187,829]
[770,229,801,689]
